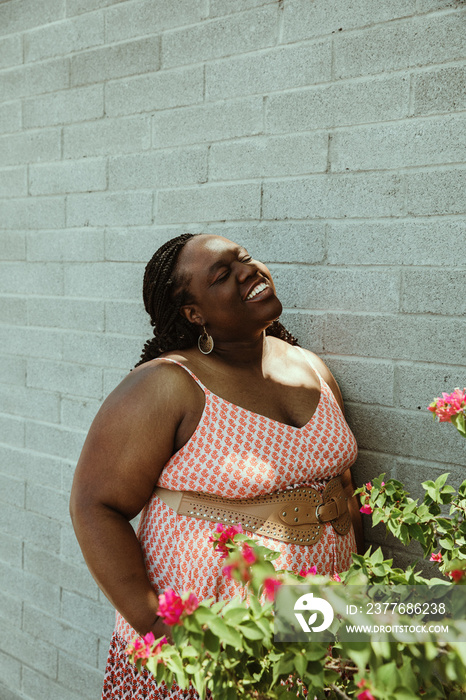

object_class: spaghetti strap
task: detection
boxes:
[296,346,323,382]
[153,357,208,393]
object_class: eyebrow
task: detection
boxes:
[206,246,247,281]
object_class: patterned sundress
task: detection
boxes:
[102,355,358,699]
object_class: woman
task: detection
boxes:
[70,232,363,699]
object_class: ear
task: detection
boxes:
[179,304,205,327]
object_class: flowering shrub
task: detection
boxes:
[126,390,466,699]
[428,388,466,437]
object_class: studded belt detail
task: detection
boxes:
[154,476,352,545]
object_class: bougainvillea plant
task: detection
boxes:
[126,391,466,699]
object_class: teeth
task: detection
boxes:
[246,282,267,300]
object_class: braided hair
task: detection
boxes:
[135,233,299,367]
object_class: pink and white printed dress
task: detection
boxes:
[102,356,358,699]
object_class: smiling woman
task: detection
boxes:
[69,232,364,700]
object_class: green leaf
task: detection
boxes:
[209,617,243,649]
[223,607,249,625]
[238,620,264,640]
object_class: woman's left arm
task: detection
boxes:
[303,350,365,554]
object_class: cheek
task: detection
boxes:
[258,263,276,291]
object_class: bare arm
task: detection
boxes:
[70,362,191,636]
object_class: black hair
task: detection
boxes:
[135,233,299,367]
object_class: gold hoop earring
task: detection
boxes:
[198,326,214,355]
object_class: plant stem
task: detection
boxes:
[329,684,351,700]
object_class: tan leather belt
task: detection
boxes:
[154,476,351,545]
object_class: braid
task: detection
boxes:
[135,234,299,367]
[135,233,198,367]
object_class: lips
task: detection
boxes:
[244,279,269,301]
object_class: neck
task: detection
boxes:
[209,330,270,370]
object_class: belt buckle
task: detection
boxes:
[315,500,324,523]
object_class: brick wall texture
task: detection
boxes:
[0,0,465,697]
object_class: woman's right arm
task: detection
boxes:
[69,362,189,637]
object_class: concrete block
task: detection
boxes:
[105,65,204,116]
[271,266,399,313]
[207,40,331,101]
[0,445,64,489]
[262,173,404,219]
[334,12,466,79]
[0,355,26,385]
[0,263,63,295]
[61,590,115,637]
[24,544,99,601]
[0,473,25,508]
[0,326,63,360]
[413,65,466,116]
[282,0,414,43]
[22,668,83,700]
[157,183,261,224]
[0,532,23,569]
[58,652,104,696]
[61,523,87,564]
[24,11,104,62]
[66,0,128,15]
[210,0,276,16]
[0,0,65,36]
[417,0,463,11]
[396,457,465,501]
[64,115,150,159]
[24,85,104,129]
[105,300,152,336]
[27,297,105,332]
[0,166,27,197]
[0,128,61,166]
[266,75,409,133]
[0,615,58,677]
[4,564,62,619]
[66,191,153,227]
[346,402,466,466]
[106,0,203,42]
[64,261,142,300]
[0,651,21,695]
[331,114,466,171]
[402,269,466,316]
[203,221,327,264]
[394,362,466,411]
[0,298,27,326]
[162,5,278,68]
[27,229,105,262]
[279,311,325,354]
[351,449,397,491]
[324,357,395,406]
[23,605,98,667]
[327,220,466,266]
[0,35,22,69]
[103,368,129,397]
[26,483,70,523]
[0,587,23,628]
[62,331,142,368]
[0,385,60,422]
[325,313,466,366]
[0,59,69,102]
[71,36,159,86]
[0,101,21,134]
[104,226,170,262]
[0,414,24,447]
[25,421,86,461]
[108,146,208,191]
[0,232,25,261]
[0,196,65,230]
[27,358,103,399]
[152,96,263,148]
[60,394,102,431]
[210,132,328,180]
[407,167,466,215]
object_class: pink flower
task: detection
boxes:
[157,589,185,626]
[357,679,366,688]
[241,543,257,564]
[209,523,243,559]
[143,631,155,646]
[263,577,282,601]
[360,504,373,515]
[183,592,199,616]
[332,573,341,582]
[299,565,317,577]
[222,564,236,580]
[381,482,385,487]
[430,552,442,562]
[450,569,465,583]
[357,691,376,700]
[429,389,466,422]
[365,482,372,491]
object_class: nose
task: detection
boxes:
[233,259,257,282]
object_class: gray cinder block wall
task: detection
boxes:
[0,1,465,698]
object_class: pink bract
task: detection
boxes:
[357,691,376,700]
[157,589,185,626]
[241,543,257,564]
[360,504,373,515]
[183,592,199,616]
[263,577,282,601]
[299,565,317,576]
[430,552,442,562]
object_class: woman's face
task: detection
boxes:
[175,234,283,341]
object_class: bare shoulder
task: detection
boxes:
[293,346,345,413]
